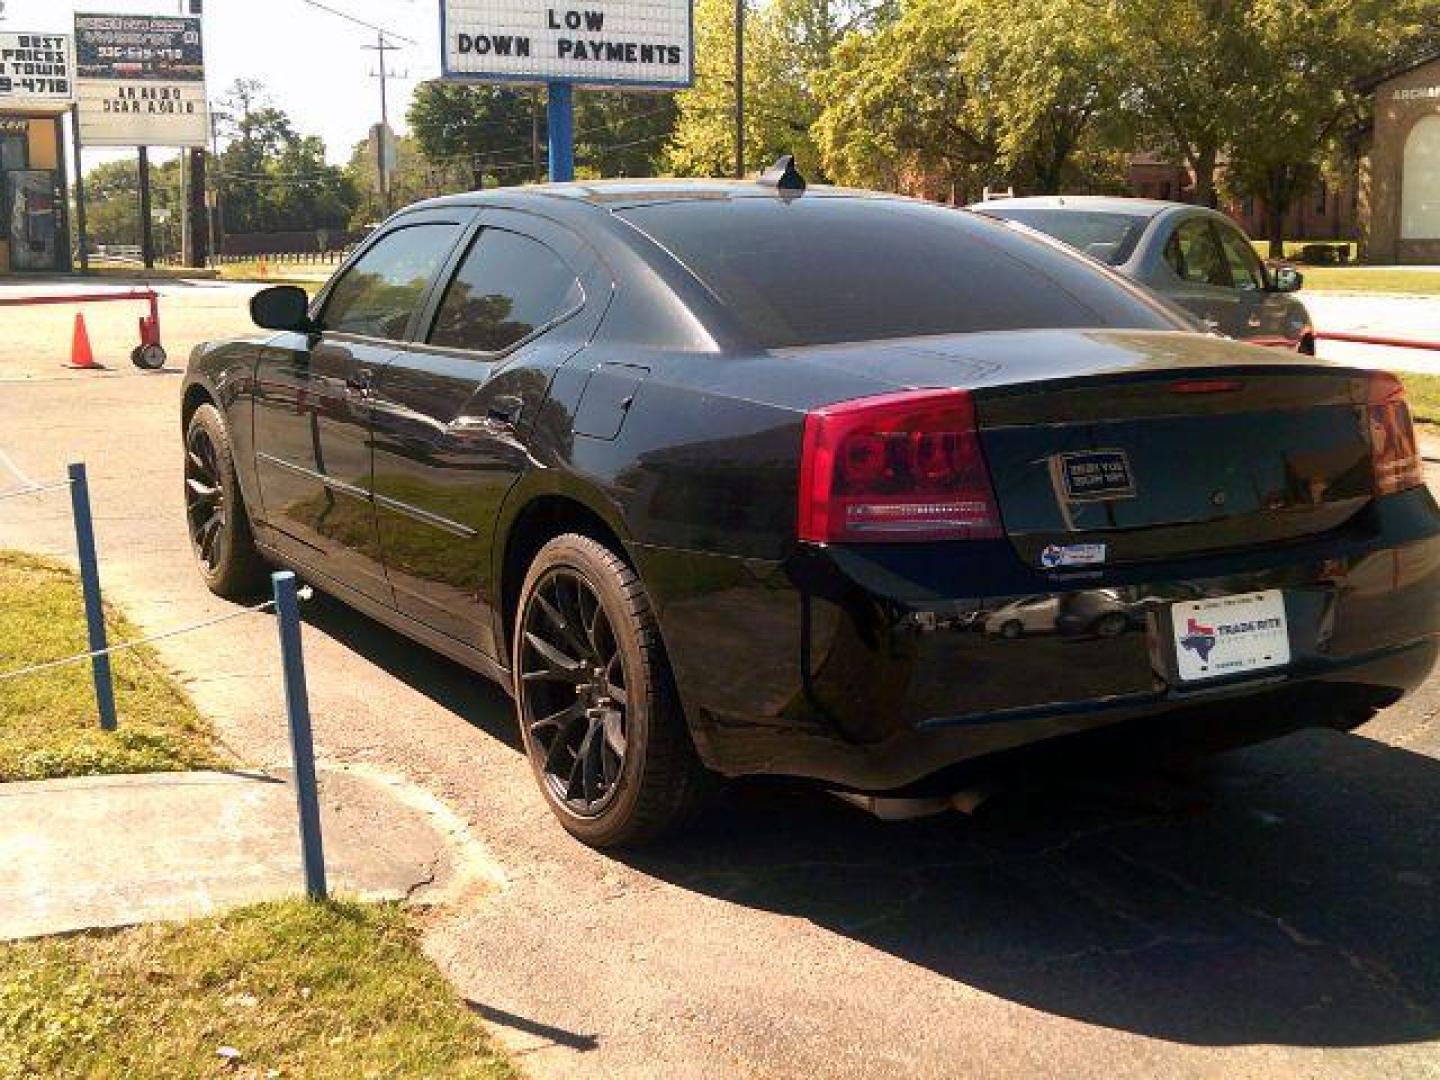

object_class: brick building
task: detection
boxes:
[1359,52,1440,264]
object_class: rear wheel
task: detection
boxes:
[184,403,268,598]
[1000,620,1023,639]
[513,533,711,848]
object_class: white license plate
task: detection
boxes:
[1171,590,1290,683]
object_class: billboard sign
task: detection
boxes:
[74,13,208,147]
[0,32,74,115]
[441,0,693,88]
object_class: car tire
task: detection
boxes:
[513,533,712,848]
[1000,620,1023,639]
[184,403,268,598]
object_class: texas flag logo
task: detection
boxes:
[1180,617,1218,662]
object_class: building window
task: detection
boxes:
[1402,115,1440,240]
[0,135,26,173]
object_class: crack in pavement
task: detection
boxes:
[1101,844,1438,1024]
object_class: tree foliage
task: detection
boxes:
[213,78,358,235]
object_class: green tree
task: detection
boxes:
[214,78,358,236]
[814,0,1121,199]
[83,157,183,252]
[667,0,880,178]
[407,81,535,188]
[576,90,678,177]
[1222,0,1439,255]
[1106,0,1251,207]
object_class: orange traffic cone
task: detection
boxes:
[68,312,100,369]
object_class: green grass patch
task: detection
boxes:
[0,551,219,781]
[1298,266,1440,295]
[0,899,516,1080]
[1398,373,1440,427]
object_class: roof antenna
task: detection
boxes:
[758,154,806,193]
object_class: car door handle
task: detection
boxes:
[487,394,524,425]
[345,368,373,395]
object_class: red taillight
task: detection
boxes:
[798,388,1003,543]
[1369,372,1424,495]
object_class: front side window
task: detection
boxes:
[323,222,461,340]
[1215,222,1267,291]
[1164,218,1232,288]
[429,228,582,353]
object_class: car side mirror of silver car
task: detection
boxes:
[1271,266,1303,293]
[250,285,318,334]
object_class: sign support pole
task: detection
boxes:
[137,145,155,269]
[547,81,574,183]
[71,108,89,273]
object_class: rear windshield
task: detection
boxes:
[618,196,1177,348]
[979,207,1149,266]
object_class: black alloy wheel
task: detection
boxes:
[519,567,630,816]
[183,403,268,598]
[513,533,713,847]
[185,421,228,576]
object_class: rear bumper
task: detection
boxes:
[640,486,1440,792]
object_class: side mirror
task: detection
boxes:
[1271,266,1303,293]
[250,285,316,333]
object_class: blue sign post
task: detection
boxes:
[547,81,575,182]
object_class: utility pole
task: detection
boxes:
[362,31,405,215]
[298,3,415,216]
[734,0,745,178]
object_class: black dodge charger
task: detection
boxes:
[181,168,1438,847]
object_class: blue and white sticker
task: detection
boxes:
[1040,542,1107,569]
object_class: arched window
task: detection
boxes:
[1401,114,1440,240]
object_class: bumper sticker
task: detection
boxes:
[1040,542,1107,569]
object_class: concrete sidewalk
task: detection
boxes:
[0,767,502,941]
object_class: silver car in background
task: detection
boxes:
[974,196,1314,354]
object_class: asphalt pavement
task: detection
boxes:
[0,281,1437,1077]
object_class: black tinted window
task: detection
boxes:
[980,208,1149,266]
[429,229,582,352]
[324,223,461,340]
[619,197,1178,348]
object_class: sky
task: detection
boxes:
[1,0,441,165]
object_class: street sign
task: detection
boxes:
[441,0,693,88]
[74,13,208,147]
[0,32,74,115]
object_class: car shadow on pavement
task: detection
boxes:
[623,728,1440,1049]
[300,593,521,752]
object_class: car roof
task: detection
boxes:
[408,177,904,213]
[972,195,1183,218]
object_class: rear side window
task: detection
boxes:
[429,229,582,353]
[323,222,462,340]
[980,208,1148,266]
[618,197,1179,348]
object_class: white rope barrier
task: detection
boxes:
[0,587,313,683]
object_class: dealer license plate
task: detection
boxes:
[1171,590,1290,683]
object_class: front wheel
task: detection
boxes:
[513,533,712,848]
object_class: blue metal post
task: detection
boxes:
[547,81,574,183]
[67,462,116,731]
[273,570,327,900]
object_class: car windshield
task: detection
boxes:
[978,208,1150,266]
[617,196,1177,349]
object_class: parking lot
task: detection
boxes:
[2,281,1438,1078]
